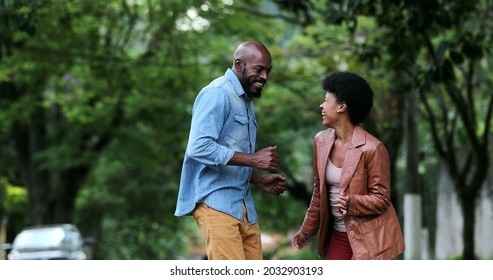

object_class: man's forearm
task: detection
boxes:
[249,169,262,186]
[227,151,251,166]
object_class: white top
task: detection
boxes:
[326,159,346,232]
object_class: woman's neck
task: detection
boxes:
[334,123,355,146]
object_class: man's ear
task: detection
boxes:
[234,59,243,71]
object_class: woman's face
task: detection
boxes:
[319,92,340,127]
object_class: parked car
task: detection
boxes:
[5,224,93,260]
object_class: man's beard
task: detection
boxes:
[245,86,262,99]
[240,68,262,99]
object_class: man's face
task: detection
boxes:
[238,56,272,99]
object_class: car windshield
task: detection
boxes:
[13,227,66,250]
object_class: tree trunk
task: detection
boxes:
[23,101,50,225]
[404,90,422,259]
[461,193,476,259]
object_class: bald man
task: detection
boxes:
[175,41,287,260]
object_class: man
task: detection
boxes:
[175,41,287,260]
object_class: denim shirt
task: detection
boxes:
[175,69,258,224]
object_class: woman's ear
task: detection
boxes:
[338,103,347,112]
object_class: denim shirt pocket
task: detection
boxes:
[234,114,248,125]
[223,114,249,150]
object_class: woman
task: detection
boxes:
[293,71,405,260]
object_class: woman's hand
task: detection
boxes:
[293,230,309,249]
[338,193,350,217]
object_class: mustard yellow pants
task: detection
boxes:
[192,203,263,260]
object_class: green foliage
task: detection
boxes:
[3,185,27,214]
[4,0,491,260]
[0,179,28,235]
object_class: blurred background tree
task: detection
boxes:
[1,0,492,260]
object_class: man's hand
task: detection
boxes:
[257,173,287,196]
[248,146,279,171]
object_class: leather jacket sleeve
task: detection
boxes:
[300,132,323,236]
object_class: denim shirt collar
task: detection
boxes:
[225,68,252,102]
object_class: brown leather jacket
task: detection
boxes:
[299,125,405,260]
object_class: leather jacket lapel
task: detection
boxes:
[340,149,362,194]
[317,131,335,184]
[340,126,366,194]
